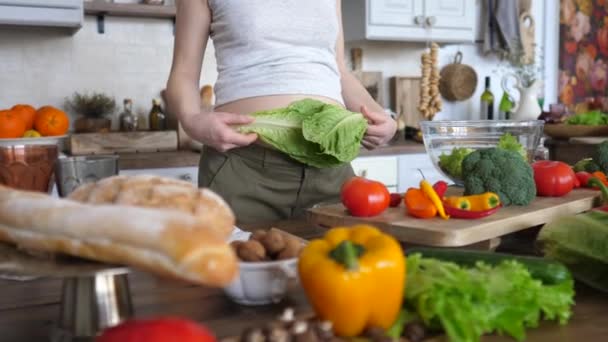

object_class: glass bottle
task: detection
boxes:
[119,98,138,132]
[480,76,495,120]
[534,136,550,161]
[498,92,514,120]
[148,98,167,131]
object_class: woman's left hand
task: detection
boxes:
[361,106,397,150]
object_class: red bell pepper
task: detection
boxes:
[433,181,448,198]
[576,171,593,187]
[443,204,501,219]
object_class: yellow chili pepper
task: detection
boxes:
[420,180,449,219]
[444,192,500,211]
[298,225,406,337]
[444,196,472,210]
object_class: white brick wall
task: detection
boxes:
[0,14,218,129]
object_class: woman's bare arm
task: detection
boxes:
[335,0,396,148]
[165,0,256,152]
[165,0,208,122]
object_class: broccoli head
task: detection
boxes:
[462,148,536,206]
[572,158,601,173]
[593,141,608,174]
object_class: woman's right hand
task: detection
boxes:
[182,111,258,152]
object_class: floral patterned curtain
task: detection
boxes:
[559,0,608,108]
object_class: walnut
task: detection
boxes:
[250,229,267,242]
[261,230,286,256]
[277,236,303,260]
[237,240,266,262]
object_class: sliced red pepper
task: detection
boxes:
[576,171,593,187]
[389,193,402,207]
[443,204,501,219]
[433,181,448,198]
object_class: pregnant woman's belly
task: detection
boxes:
[215,94,343,115]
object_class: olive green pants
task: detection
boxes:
[199,145,354,224]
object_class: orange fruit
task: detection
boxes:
[34,106,70,136]
[0,109,27,138]
[11,104,37,130]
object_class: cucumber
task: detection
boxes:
[405,247,571,285]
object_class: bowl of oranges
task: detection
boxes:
[0,104,70,193]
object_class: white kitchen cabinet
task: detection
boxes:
[119,167,198,185]
[351,154,449,193]
[342,0,476,43]
[351,156,399,192]
[397,153,451,192]
[0,0,83,29]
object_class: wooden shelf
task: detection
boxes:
[84,2,176,19]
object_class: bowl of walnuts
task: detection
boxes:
[225,228,305,306]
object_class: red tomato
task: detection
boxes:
[96,317,216,342]
[576,171,592,187]
[532,161,576,197]
[341,177,390,217]
[389,193,402,207]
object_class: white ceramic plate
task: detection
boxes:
[0,135,69,147]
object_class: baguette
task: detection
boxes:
[0,186,238,287]
[68,175,235,239]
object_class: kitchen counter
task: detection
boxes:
[115,139,426,170]
[0,220,607,341]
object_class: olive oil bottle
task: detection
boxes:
[480,77,495,120]
[148,98,167,131]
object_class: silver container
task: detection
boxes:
[55,155,119,197]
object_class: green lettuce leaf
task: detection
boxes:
[237,99,367,168]
[497,133,527,160]
[404,254,574,342]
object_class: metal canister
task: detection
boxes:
[54,155,119,197]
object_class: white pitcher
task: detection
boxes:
[502,74,542,121]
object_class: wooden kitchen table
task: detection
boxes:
[0,221,607,341]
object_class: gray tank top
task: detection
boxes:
[208,0,343,106]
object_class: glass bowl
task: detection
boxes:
[420,120,544,186]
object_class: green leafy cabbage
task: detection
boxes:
[237,99,367,168]
[403,254,574,342]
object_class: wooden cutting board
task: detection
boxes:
[351,48,384,106]
[569,137,608,144]
[308,188,600,247]
[69,131,178,155]
[391,76,423,129]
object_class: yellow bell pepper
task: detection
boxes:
[298,225,406,337]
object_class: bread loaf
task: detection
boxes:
[68,175,235,239]
[0,186,238,287]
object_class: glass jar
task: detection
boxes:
[534,136,550,161]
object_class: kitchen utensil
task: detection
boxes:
[308,188,599,249]
[438,51,478,102]
[0,144,58,193]
[351,47,384,105]
[55,155,119,197]
[391,76,423,132]
[52,271,133,342]
[519,11,535,65]
[69,131,178,155]
[419,120,544,186]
